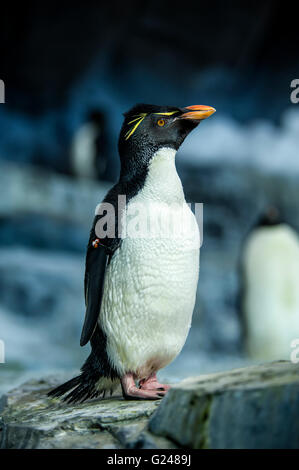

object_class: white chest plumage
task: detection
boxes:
[100,148,200,378]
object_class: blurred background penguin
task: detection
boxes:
[240,207,299,360]
[70,109,111,181]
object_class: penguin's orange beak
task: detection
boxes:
[180,105,216,121]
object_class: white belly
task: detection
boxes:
[100,232,199,377]
[243,224,299,360]
[99,147,200,378]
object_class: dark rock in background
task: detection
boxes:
[1,1,298,176]
[2,2,297,115]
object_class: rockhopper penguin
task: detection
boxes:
[48,103,216,402]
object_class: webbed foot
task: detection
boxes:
[139,373,171,392]
[121,373,166,400]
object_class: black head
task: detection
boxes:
[255,206,284,228]
[118,103,215,176]
[88,110,105,126]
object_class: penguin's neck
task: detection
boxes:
[137,147,185,204]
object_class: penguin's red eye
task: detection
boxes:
[157,119,165,127]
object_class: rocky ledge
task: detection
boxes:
[1,361,299,449]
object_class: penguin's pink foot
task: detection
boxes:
[139,373,171,392]
[121,373,166,400]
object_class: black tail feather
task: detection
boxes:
[48,375,81,400]
[47,369,106,404]
[47,326,119,404]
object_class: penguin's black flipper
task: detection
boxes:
[80,205,121,347]
[80,243,107,346]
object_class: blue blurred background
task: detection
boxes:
[1,0,299,393]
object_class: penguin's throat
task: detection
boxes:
[139,147,185,204]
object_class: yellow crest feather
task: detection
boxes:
[125,113,147,140]
[154,111,179,116]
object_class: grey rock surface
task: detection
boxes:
[1,361,299,449]
[0,376,176,449]
[149,360,299,449]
